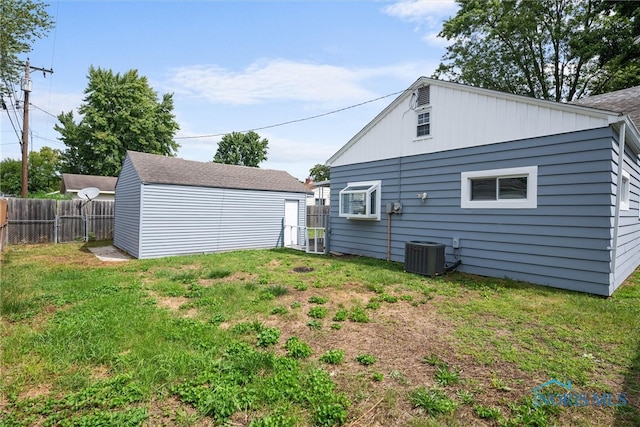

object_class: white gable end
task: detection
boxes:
[328,79,618,167]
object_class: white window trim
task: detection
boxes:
[339,180,381,220]
[461,166,538,209]
[620,170,630,211]
[413,106,432,141]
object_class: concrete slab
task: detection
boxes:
[88,245,132,262]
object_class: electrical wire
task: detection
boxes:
[30,103,58,119]
[174,89,408,140]
[2,95,22,144]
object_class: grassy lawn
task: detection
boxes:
[1,242,638,426]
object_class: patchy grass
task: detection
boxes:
[1,242,639,426]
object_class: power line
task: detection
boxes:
[30,103,58,118]
[174,89,407,140]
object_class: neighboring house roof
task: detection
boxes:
[125,150,311,194]
[571,85,640,126]
[61,173,117,194]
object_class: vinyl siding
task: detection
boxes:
[113,157,142,258]
[137,184,306,259]
[330,127,640,296]
[330,82,613,167]
[612,141,640,292]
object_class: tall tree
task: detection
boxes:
[0,146,60,195]
[56,67,180,176]
[0,0,54,94]
[587,1,640,94]
[213,131,268,167]
[434,0,639,101]
[308,163,330,182]
[28,145,61,193]
[0,158,21,195]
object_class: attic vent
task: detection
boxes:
[417,86,430,106]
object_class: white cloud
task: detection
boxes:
[384,0,458,21]
[383,0,459,46]
[163,59,429,107]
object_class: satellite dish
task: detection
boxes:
[77,187,100,201]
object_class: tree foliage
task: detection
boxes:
[0,0,54,93]
[55,67,180,176]
[213,131,268,167]
[435,0,640,101]
[308,163,330,182]
[0,146,61,195]
[588,1,640,94]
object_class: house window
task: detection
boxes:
[417,111,430,137]
[621,170,630,211]
[461,166,538,209]
[339,180,381,220]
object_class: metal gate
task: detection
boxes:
[283,225,326,254]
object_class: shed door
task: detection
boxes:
[284,200,299,246]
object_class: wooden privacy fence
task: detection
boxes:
[307,205,330,228]
[7,199,115,244]
[0,199,7,251]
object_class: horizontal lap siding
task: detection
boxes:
[139,184,305,259]
[114,158,142,258]
[613,142,640,292]
[330,128,621,295]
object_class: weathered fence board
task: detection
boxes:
[7,199,114,244]
[0,199,7,251]
[307,205,330,228]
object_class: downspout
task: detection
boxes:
[387,212,392,261]
[611,121,626,284]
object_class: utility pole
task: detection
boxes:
[20,60,53,198]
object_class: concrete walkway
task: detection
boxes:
[88,245,132,262]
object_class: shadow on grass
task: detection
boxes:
[614,337,640,426]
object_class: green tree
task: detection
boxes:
[587,1,640,94]
[434,0,639,101]
[28,146,61,193]
[0,0,54,94]
[213,131,268,167]
[308,163,330,182]
[0,146,60,195]
[0,158,21,195]
[55,66,180,176]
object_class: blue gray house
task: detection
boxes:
[114,151,309,259]
[326,77,640,296]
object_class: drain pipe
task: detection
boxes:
[387,212,392,261]
[611,121,627,283]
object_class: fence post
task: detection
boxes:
[324,215,330,255]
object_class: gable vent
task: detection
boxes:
[417,85,430,106]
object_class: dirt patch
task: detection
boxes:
[292,266,315,273]
[144,396,214,426]
[151,294,198,318]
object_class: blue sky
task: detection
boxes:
[1,0,459,181]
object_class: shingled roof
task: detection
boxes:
[61,173,117,193]
[126,151,310,194]
[571,86,640,126]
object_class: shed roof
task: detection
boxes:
[571,86,640,126]
[126,151,311,194]
[61,173,117,193]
